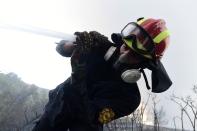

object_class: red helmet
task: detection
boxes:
[121,18,170,60]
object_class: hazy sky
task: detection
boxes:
[0,0,197,129]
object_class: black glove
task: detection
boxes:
[74,31,113,55]
[70,31,113,84]
[74,31,93,54]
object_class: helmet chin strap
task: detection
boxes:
[139,69,151,90]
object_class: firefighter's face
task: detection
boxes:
[118,44,143,65]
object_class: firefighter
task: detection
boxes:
[32,18,172,131]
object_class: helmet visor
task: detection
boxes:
[121,22,155,59]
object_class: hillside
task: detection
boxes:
[0,72,49,131]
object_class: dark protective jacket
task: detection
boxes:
[32,31,141,131]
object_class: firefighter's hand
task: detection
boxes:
[71,31,113,68]
[74,31,93,55]
[74,31,113,55]
[89,31,113,49]
[70,31,113,82]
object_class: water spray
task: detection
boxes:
[0,22,76,43]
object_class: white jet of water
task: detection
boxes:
[0,22,76,43]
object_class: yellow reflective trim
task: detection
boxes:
[123,39,146,51]
[137,18,146,25]
[98,108,115,124]
[123,39,152,59]
[123,39,132,48]
[137,41,146,51]
[153,30,170,44]
[143,54,152,59]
